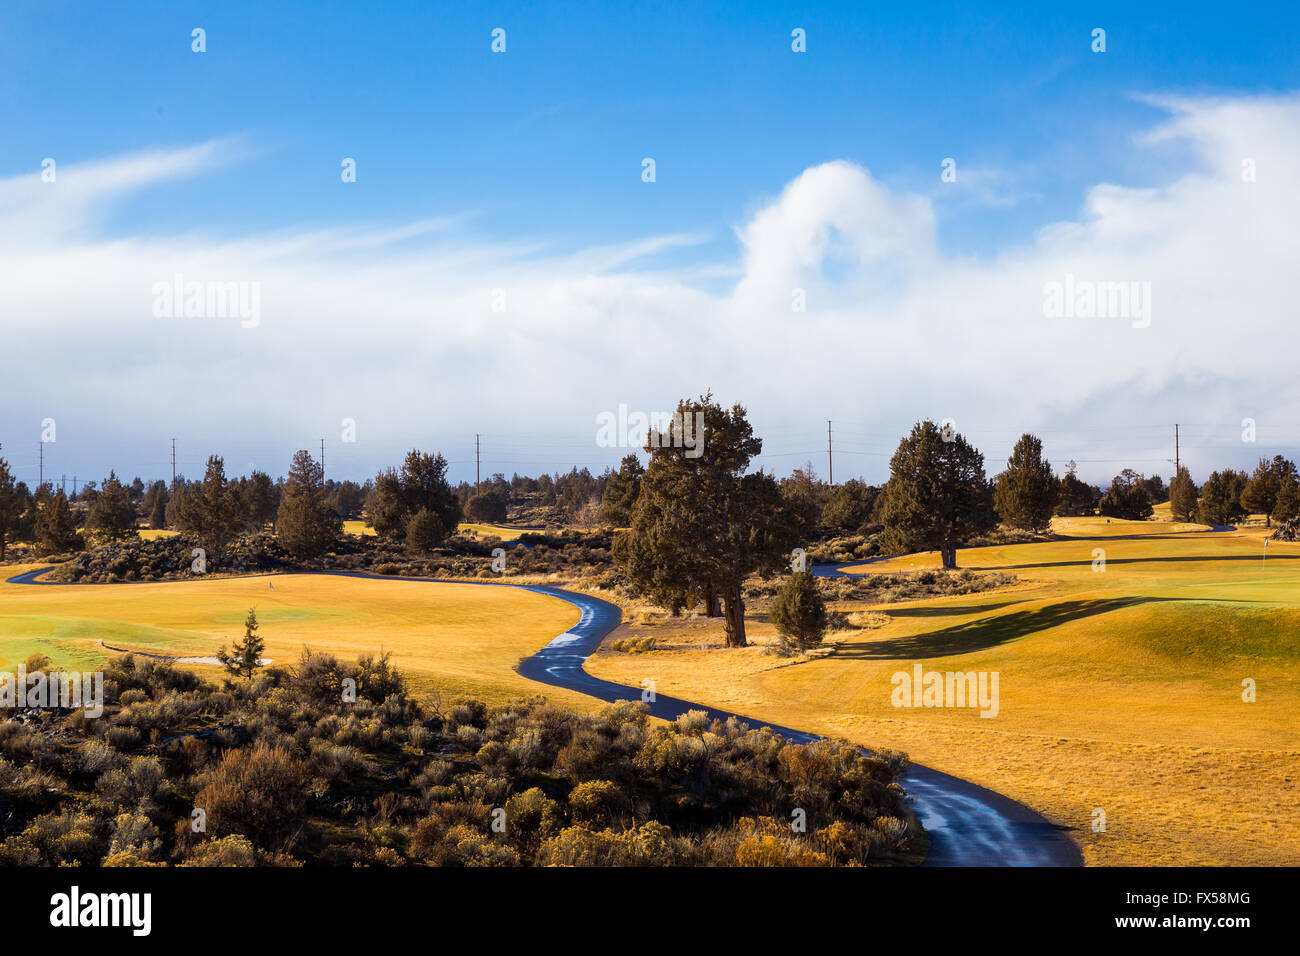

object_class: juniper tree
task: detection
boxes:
[1242,456,1294,527]
[597,454,644,527]
[820,479,880,535]
[779,464,826,540]
[276,450,340,558]
[33,486,81,556]
[465,489,508,523]
[404,507,444,554]
[1197,470,1248,526]
[141,480,169,530]
[880,421,996,570]
[993,434,1059,532]
[615,394,800,647]
[0,446,19,561]
[1056,462,1099,517]
[1169,466,1198,522]
[367,450,461,543]
[1273,470,1300,525]
[770,571,828,651]
[85,471,139,543]
[177,456,240,559]
[242,470,280,531]
[1098,469,1154,521]
[217,608,265,681]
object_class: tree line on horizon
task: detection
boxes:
[2,412,1294,635]
[598,397,1300,647]
[0,440,621,564]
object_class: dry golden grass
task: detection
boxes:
[587,517,1300,865]
[341,519,533,541]
[0,570,594,709]
[457,522,538,541]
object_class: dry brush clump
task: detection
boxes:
[806,569,1017,605]
[48,527,616,584]
[0,653,918,867]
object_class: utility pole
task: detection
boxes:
[1174,424,1180,475]
[171,438,177,488]
[73,476,77,495]
[475,434,481,490]
[61,475,66,494]
[320,438,326,482]
[827,421,833,486]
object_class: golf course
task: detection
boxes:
[0,567,592,709]
[3,511,1295,866]
[585,515,1300,866]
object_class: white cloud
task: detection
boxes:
[0,139,246,243]
[2,94,1298,485]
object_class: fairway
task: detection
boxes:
[586,518,1300,865]
[0,570,591,708]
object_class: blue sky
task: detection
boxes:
[7,1,1295,255]
[2,2,1299,486]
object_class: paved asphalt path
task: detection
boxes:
[7,564,1082,866]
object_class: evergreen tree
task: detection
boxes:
[770,571,828,651]
[779,464,826,540]
[404,507,444,554]
[34,486,81,556]
[276,450,340,558]
[367,450,461,543]
[0,445,19,561]
[465,489,508,523]
[1056,462,1099,516]
[993,433,1059,532]
[615,394,800,647]
[242,470,280,531]
[1168,466,1198,522]
[1098,469,1154,520]
[178,457,240,559]
[821,479,880,534]
[141,480,169,530]
[85,471,139,542]
[1141,474,1168,504]
[1272,467,1300,525]
[597,454,644,527]
[880,421,996,569]
[216,608,265,681]
[12,482,34,543]
[328,480,365,519]
[164,476,188,528]
[1197,470,1248,526]
[1242,456,1292,527]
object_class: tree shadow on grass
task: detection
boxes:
[832,596,1185,660]
[880,601,1025,619]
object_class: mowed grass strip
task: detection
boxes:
[0,571,592,709]
[587,518,1300,865]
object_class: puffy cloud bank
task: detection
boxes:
[2,94,1297,483]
